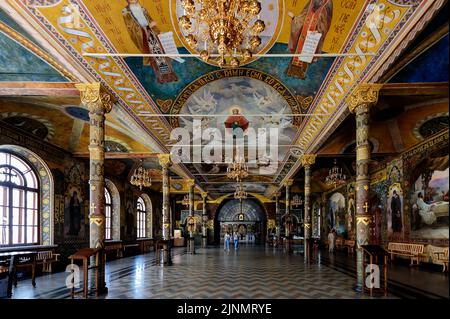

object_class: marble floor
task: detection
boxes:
[7,245,447,299]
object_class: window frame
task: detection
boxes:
[0,152,40,247]
[137,196,146,239]
[104,187,112,241]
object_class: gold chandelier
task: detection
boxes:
[178,0,265,67]
[325,159,347,188]
[291,194,303,207]
[226,150,249,182]
[130,162,152,190]
[234,182,247,201]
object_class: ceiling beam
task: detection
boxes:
[380,82,449,96]
[0,82,79,97]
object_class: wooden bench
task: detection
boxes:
[335,237,345,250]
[433,248,449,272]
[123,244,139,256]
[344,240,355,254]
[36,250,60,273]
[137,238,154,254]
[387,242,424,266]
[105,241,124,259]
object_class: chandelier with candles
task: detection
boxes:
[178,0,265,67]
[130,163,152,190]
[226,150,249,182]
[325,159,347,188]
[291,194,303,207]
[234,182,247,201]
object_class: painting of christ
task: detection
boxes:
[224,107,249,132]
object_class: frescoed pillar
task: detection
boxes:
[201,192,208,248]
[158,153,172,265]
[301,154,316,262]
[76,83,114,294]
[347,83,382,291]
[301,154,316,240]
[187,179,196,254]
[275,192,281,239]
[284,179,293,238]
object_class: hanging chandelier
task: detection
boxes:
[291,194,303,207]
[325,159,347,188]
[226,150,249,182]
[130,162,152,190]
[234,183,247,201]
[178,0,265,67]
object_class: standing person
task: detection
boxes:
[224,231,231,251]
[328,229,336,253]
[233,231,239,250]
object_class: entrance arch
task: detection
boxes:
[214,198,267,244]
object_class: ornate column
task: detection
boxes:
[158,154,172,265]
[284,179,293,238]
[275,192,281,239]
[347,83,382,291]
[187,179,196,254]
[76,83,113,294]
[301,154,316,240]
[201,192,208,248]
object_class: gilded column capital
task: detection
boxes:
[283,179,293,188]
[201,192,208,199]
[347,83,382,114]
[300,154,316,167]
[157,154,172,168]
[274,192,281,199]
[76,83,114,114]
[186,179,195,188]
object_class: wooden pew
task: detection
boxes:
[387,242,424,266]
[433,247,449,272]
[36,250,60,273]
[137,238,155,254]
[105,241,124,259]
[344,240,355,254]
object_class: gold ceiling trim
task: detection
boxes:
[0,21,78,82]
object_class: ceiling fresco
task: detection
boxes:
[0,31,67,82]
[0,0,446,198]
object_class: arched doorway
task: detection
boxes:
[214,198,267,245]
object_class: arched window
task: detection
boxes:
[0,152,39,246]
[105,188,112,240]
[137,196,146,238]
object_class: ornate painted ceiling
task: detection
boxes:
[0,0,448,199]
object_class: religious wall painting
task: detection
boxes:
[124,185,136,239]
[346,183,355,239]
[387,183,404,240]
[410,155,449,240]
[370,193,383,245]
[0,114,54,141]
[122,0,178,84]
[64,183,84,237]
[286,0,333,79]
[63,163,86,238]
[327,192,346,237]
[176,72,298,176]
